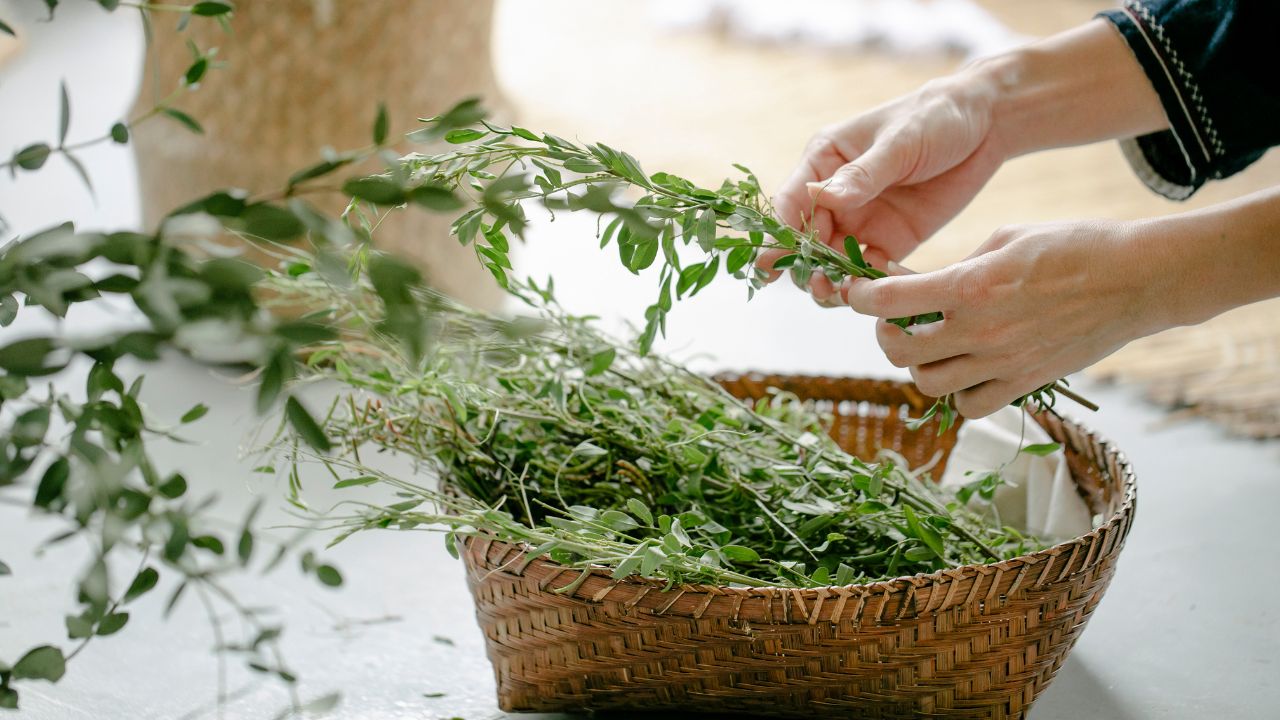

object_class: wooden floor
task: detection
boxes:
[494,0,1280,436]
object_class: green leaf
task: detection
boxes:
[257,350,292,413]
[163,581,187,618]
[33,457,68,508]
[0,337,64,376]
[0,19,15,37]
[721,545,761,563]
[58,80,70,146]
[14,143,51,170]
[373,102,389,144]
[180,403,209,424]
[190,1,233,16]
[625,498,653,526]
[510,125,540,141]
[1020,442,1061,457]
[124,566,159,602]
[570,440,607,458]
[158,473,188,499]
[408,184,462,210]
[333,476,377,489]
[242,203,304,241]
[563,157,606,174]
[695,207,717,251]
[843,235,867,268]
[11,645,66,682]
[770,253,798,270]
[315,564,343,587]
[287,158,349,188]
[693,255,719,295]
[0,294,18,326]
[184,56,208,86]
[238,530,254,566]
[110,122,129,144]
[192,535,225,555]
[444,128,486,144]
[585,348,615,376]
[0,559,10,575]
[342,177,406,205]
[286,396,332,452]
[160,107,203,134]
[66,614,93,639]
[835,563,855,586]
[0,687,16,709]
[275,321,337,345]
[903,506,946,560]
[628,238,659,273]
[95,612,129,636]
[64,151,94,197]
[726,245,754,274]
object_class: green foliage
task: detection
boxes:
[381,110,1092,432]
[261,280,1041,590]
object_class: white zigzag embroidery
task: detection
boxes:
[1125,0,1226,158]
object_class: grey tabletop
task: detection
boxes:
[3,4,1278,718]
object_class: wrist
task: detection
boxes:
[1131,189,1280,330]
[964,20,1169,159]
[960,50,1031,160]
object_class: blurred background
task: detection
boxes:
[2,2,1279,718]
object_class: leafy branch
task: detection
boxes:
[363,114,1095,431]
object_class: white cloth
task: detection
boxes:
[939,406,1093,542]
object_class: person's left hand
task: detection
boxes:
[839,219,1169,417]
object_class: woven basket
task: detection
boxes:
[460,374,1137,719]
[131,0,508,310]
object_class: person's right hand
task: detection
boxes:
[762,70,1009,305]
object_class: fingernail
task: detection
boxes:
[807,180,848,196]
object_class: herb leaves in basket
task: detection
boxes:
[265,270,1044,590]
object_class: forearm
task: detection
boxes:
[1134,186,1280,331]
[960,19,1169,158]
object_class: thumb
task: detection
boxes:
[806,139,906,211]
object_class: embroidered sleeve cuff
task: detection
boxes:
[1097,6,1211,200]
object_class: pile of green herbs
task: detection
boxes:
[265,274,1045,590]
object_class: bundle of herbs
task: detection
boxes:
[350,107,1096,431]
[262,268,1044,590]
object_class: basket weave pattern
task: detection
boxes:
[461,375,1137,718]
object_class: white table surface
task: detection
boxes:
[2,3,1277,718]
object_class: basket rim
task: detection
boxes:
[460,375,1137,619]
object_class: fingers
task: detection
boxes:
[843,268,960,319]
[774,135,849,237]
[909,356,995,400]
[963,224,1024,261]
[875,315,968,368]
[807,139,907,212]
[808,271,838,305]
[953,377,1046,419]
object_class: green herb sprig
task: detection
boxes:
[374,111,1095,432]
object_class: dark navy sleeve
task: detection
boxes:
[1097,1,1280,199]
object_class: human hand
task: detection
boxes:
[840,220,1166,418]
[761,70,1008,305]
